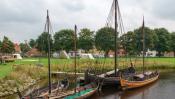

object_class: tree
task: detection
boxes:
[95,27,115,57]
[0,41,2,50]
[170,32,175,57]
[20,43,30,53]
[120,31,137,55]
[78,28,94,52]
[29,39,36,48]
[134,27,158,53]
[1,36,15,53]
[154,28,170,57]
[36,32,53,53]
[54,29,74,52]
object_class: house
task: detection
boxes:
[53,50,70,59]
[14,43,21,53]
[164,51,174,57]
[0,53,15,63]
[145,49,157,57]
[80,53,94,59]
[68,50,82,57]
[108,48,126,57]
[13,54,22,59]
[26,48,42,57]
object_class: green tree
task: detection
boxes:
[78,28,94,52]
[29,39,36,48]
[1,36,15,53]
[120,31,137,55]
[154,28,170,57]
[170,32,175,57]
[0,41,2,50]
[19,43,30,53]
[134,27,158,53]
[54,29,74,52]
[36,32,53,53]
[95,27,115,57]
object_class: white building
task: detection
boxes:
[146,49,157,57]
[80,53,94,59]
[53,50,70,59]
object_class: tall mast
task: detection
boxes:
[142,17,145,74]
[46,10,51,95]
[114,0,118,75]
[74,25,77,93]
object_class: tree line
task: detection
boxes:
[30,26,175,57]
[1,26,175,57]
[121,27,175,57]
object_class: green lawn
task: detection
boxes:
[0,64,12,78]
[0,57,175,78]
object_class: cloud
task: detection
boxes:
[0,0,175,43]
[149,0,175,21]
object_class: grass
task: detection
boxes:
[0,64,12,78]
[0,57,174,96]
[0,57,175,78]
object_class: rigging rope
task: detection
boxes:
[105,0,125,37]
[105,0,130,67]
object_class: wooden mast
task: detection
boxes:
[114,0,119,75]
[142,16,145,74]
[74,25,77,93]
[46,10,52,95]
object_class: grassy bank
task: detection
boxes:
[0,57,174,97]
[0,57,175,78]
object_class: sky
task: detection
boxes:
[0,0,175,43]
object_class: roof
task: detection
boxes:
[14,43,21,53]
[26,48,42,57]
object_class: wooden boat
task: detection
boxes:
[59,82,98,99]
[22,82,98,99]
[86,0,136,87]
[86,67,135,86]
[120,71,159,90]
[22,78,69,98]
[22,27,98,99]
[48,24,98,99]
[120,17,159,90]
[22,12,98,99]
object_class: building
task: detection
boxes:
[164,51,174,57]
[108,48,126,57]
[68,50,82,57]
[14,43,21,53]
[26,48,42,57]
[145,49,157,57]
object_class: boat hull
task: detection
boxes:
[75,88,97,99]
[86,74,120,86]
[62,83,98,99]
[85,68,135,86]
[120,74,159,90]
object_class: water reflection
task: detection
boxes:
[4,71,175,99]
[120,82,157,99]
[92,71,175,99]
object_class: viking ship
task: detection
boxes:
[86,0,135,86]
[120,18,159,90]
[22,11,98,99]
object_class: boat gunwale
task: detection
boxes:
[121,74,159,83]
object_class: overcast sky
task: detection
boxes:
[0,0,175,43]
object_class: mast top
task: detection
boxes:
[142,16,144,27]
[75,24,77,29]
[47,10,49,15]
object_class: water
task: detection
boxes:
[3,71,175,99]
[92,71,175,99]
